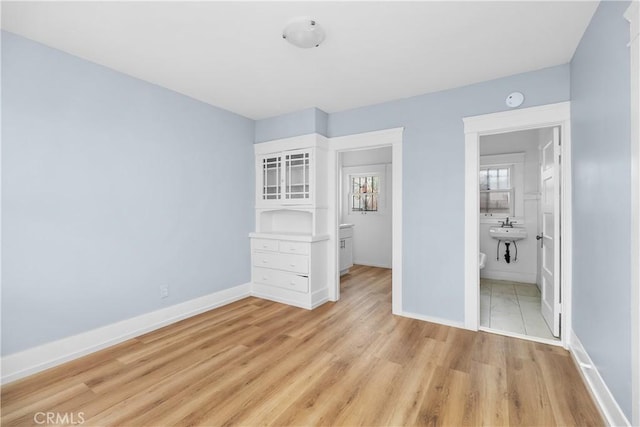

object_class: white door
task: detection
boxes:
[540,127,561,337]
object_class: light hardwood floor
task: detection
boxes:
[2,265,603,426]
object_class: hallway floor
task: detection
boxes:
[480,278,557,341]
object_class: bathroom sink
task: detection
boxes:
[489,226,527,241]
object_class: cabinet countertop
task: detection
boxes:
[249,232,330,242]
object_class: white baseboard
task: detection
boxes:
[250,283,330,310]
[400,310,465,329]
[480,269,537,284]
[310,288,329,309]
[1,283,251,385]
[569,329,630,426]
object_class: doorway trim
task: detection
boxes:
[462,101,572,348]
[625,2,640,424]
[327,127,404,314]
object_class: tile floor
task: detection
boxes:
[480,278,558,341]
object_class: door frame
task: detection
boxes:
[624,2,639,424]
[462,101,572,348]
[327,127,404,314]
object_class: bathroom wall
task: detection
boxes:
[340,147,392,268]
[570,0,632,418]
[479,129,542,285]
[1,31,255,355]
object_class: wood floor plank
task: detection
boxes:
[536,350,604,426]
[463,361,509,426]
[0,265,603,426]
[506,355,557,426]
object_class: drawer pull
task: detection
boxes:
[289,248,296,251]
[262,260,268,264]
[290,282,296,286]
[290,263,296,267]
[262,244,269,248]
[262,277,268,281]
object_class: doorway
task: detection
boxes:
[339,147,393,267]
[478,127,560,342]
[463,102,572,348]
[327,128,403,314]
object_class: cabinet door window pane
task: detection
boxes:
[351,176,379,212]
[285,152,310,200]
[263,156,281,200]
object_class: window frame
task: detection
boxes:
[343,164,387,217]
[479,152,526,223]
[479,165,515,216]
[349,174,380,213]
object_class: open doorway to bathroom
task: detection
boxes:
[464,102,571,347]
[478,127,561,342]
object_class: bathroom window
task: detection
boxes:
[350,175,379,212]
[479,166,514,215]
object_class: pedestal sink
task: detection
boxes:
[489,226,527,241]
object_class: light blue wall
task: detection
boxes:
[1,31,255,355]
[328,65,570,321]
[255,107,328,142]
[570,1,632,418]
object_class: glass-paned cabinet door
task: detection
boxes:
[284,150,310,201]
[261,155,282,201]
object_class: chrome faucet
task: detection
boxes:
[500,217,516,228]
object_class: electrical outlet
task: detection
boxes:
[160,285,169,299]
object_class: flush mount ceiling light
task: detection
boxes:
[282,17,325,48]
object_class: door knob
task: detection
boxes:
[536,234,543,248]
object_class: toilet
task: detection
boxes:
[479,252,487,270]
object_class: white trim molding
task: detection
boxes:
[328,127,404,315]
[1,283,251,385]
[400,310,464,330]
[569,330,631,427]
[625,2,640,424]
[462,102,572,351]
[480,326,562,347]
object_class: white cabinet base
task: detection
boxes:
[252,283,329,310]
[250,233,329,310]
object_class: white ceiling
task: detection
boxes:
[1,1,599,120]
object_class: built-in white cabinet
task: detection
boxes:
[251,134,330,309]
[339,224,354,275]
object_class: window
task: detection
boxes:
[479,166,513,215]
[350,175,379,212]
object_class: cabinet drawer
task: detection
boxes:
[251,238,279,252]
[279,241,310,255]
[252,251,281,269]
[253,267,308,293]
[252,252,309,274]
[276,253,308,274]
